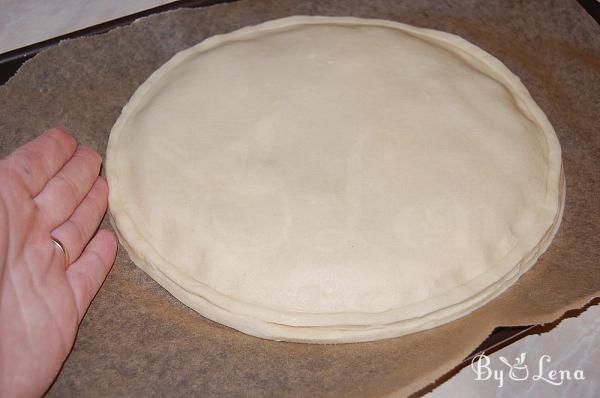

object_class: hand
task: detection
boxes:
[0,128,117,397]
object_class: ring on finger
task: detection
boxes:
[51,235,70,268]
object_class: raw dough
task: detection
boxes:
[106,16,564,343]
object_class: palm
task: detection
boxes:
[0,129,117,398]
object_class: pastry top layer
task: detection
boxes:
[107,16,562,327]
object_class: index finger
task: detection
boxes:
[2,128,77,196]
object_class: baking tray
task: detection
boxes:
[1,0,597,84]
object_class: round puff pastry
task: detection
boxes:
[107,16,564,343]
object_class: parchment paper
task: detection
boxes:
[0,1,598,396]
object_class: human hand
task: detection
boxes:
[0,128,117,397]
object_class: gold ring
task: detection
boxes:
[51,236,69,268]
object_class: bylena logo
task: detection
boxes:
[471,353,585,388]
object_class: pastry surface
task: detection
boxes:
[107,16,564,343]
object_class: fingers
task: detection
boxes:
[66,229,117,322]
[35,145,102,229]
[2,128,77,196]
[51,177,109,265]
